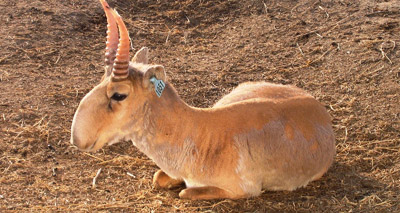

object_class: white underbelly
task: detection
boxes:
[184,178,206,188]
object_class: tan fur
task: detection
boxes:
[71,48,335,199]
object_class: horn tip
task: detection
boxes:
[100,0,112,11]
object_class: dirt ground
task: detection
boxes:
[0,0,399,212]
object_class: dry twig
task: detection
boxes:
[380,42,393,64]
[296,42,305,57]
[263,1,268,14]
[92,168,102,189]
[318,6,329,19]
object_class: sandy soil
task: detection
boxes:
[0,0,399,211]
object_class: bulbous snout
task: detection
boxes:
[70,103,99,151]
[70,81,113,152]
[70,131,95,151]
[70,122,96,151]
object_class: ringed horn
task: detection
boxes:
[100,0,130,79]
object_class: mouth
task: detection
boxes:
[84,139,98,152]
[79,135,122,152]
[106,134,123,146]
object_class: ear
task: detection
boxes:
[131,47,149,64]
[143,65,166,89]
[102,65,112,81]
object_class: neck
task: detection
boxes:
[127,83,200,178]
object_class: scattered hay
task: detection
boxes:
[0,0,399,212]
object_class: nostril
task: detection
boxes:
[83,142,93,150]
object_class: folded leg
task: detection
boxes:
[153,170,184,189]
[179,186,244,200]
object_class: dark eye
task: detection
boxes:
[111,93,127,101]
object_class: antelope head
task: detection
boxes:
[71,0,166,151]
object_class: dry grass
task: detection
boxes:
[1,0,399,212]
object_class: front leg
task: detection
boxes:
[153,170,184,189]
[179,186,243,200]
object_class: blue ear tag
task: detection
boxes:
[149,77,165,98]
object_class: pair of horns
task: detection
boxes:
[100,0,130,79]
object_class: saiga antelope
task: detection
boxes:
[71,0,335,200]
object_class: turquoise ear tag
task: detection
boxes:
[149,77,165,97]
